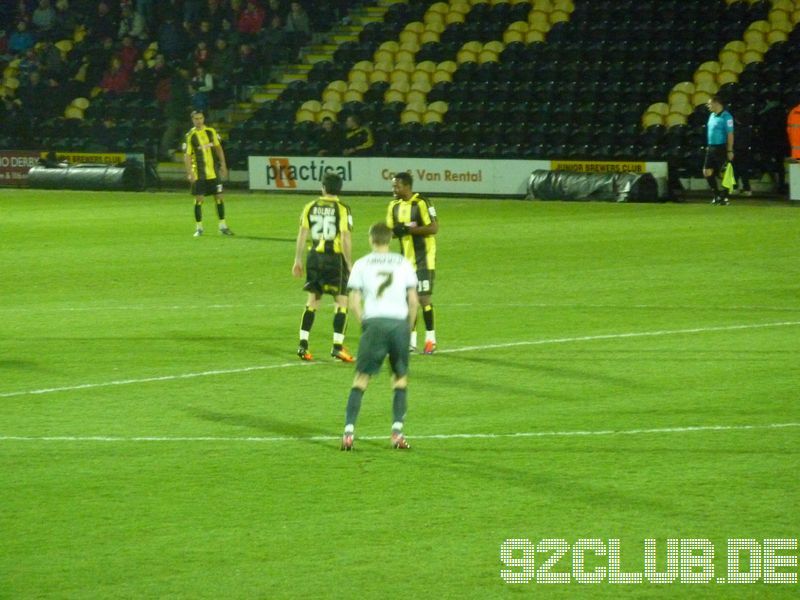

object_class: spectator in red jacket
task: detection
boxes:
[100,55,130,94]
[117,34,139,72]
[237,0,265,37]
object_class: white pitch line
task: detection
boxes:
[1,422,798,444]
[2,320,799,399]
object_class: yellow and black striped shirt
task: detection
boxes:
[300,196,353,255]
[184,126,221,180]
[387,193,437,270]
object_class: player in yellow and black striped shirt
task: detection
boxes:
[387,171,439,354]
[292,172,354,362]
[183,110,233,236]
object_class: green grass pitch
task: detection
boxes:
[1,189,798,598]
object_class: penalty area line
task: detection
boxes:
[1,320,799,399]
[1,423,798,443]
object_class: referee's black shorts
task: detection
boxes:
[703,145,727,172]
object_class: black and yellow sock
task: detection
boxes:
[333,306,347,338]
[216,199,225,220]
[345,387,364,428]
[194,202,202,224]
[300,306,316,339]
[392,388,407,428]
[422,304,434,332]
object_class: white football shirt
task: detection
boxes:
[347,251,418,320]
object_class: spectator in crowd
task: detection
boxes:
[732,112,753,196]
[117,34,139,72]
[193,20,216,48]
[284,0,310,58]
[158,14,186,59]
[237,0,266,38]
[31,0,57,37]
[209,36,234,100]
[118,4,148,41]
[230,42,258,89]
[99,55,130,94]
[190,63,213,111]
[0,30,9,59]
[317,116,343,156]
[128,57,150,94]
[90,2,118,41]
[14,0,33,24]
[160,66,190,160]
[205,0,228,32]
[343,114,374,156]
[757,97,789,193]
[89,115,119,150]
[54,0,79,41]
[84,36,115,83]
[36,39,65,79]
[193,39,210,65]
[259,14,285,61]
[9,21,36,55]
[183,0,203,25]
[151,53,172,105]
[19,70,50,119]
[136,0,156,32]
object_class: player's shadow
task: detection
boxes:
[0,359,39,370]
[185,406,331,447]
[230,235,295,243]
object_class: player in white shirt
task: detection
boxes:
[341,222,419,451]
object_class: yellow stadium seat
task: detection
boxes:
[420,30,441,44]
[456,49,478,64]
[427,100,448,114]
[348,70,368,84]
[322,88,342,104]
[369,70,389,84]
[767,30,788,44]
[445,11,466,25]
[411,70,432,86]
[406,21,425,33]
[743,29,764,45]
[771,0,793,10]
[90,86,102,98]
[432,70,453,84]
[4,77,20,90]
[528,10,549,28]
[410,80,432,94]
[533,0,553,11]
[389,79,411,94]
[416,60,437,74]
[322,100,342,113]
[64,106,84,120]
[399,30,419,45]
[300,100,321,112]
[666,113,687,127]
[693,70,716,86]
[549,10,570,24]
[671,81,695,96]
[428,1,449,14]
[55,39,73,54]
[484,40,504,54]
[646,102,669,116]
[503,30,525,44]
[462,40,482,53]
[343,90,364,103]
[719,57,743,74]
[390,70,410,85]
[478,49,499,64]
[373,49,394,64]
[553,0,574,12]
[406,100,427,114]
[295,109,316,123]
[71,97,90,110]
[400,110,423,124]
[698,61,721,73]
[508,20,528,32]
[384,89,406,103]
[793,10,800,26]
[3,66,18,79]
[669,102,693,117]
[641,112,664,128]
[723,40,746,54]
[748,19,770,32]
[374,60,393,73]
[318,109,337,122]
[695,80,718,95]
[668,90,690,106]
[742,49,763,65]
[525,29,547,43]
[437,60,457,74]
[327,80,347,94]
[745,39,768,53]
[379,40,399,53]
[691,91,712,107]
[450,1,470,14]
[395,50,416,64]
[717,70,739,86]
[353,60,373,73]
[348,80,369,94]
[425,19,445,33]
[406,89,427,105]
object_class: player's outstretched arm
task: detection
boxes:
[292,226,308,277]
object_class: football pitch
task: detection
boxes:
[1,189,798,598]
